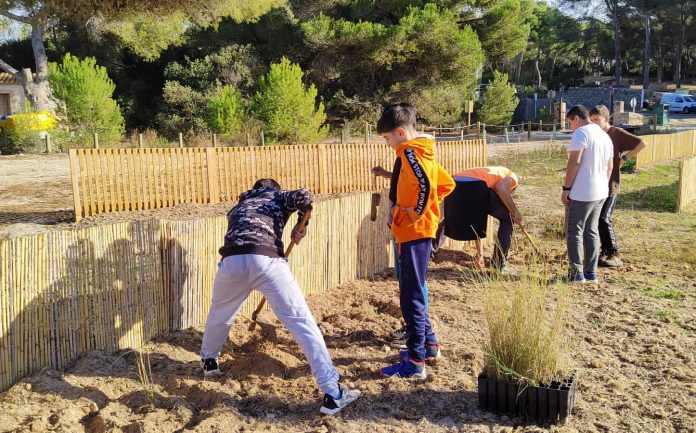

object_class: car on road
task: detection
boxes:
[660,93,696,113]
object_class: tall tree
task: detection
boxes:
[0,0,283,112]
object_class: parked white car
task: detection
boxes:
[659,93,696,113]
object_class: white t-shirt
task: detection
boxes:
[568,123,614,202]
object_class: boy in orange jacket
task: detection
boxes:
[376,102,455,379]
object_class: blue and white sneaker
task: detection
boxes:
[379,357,426,380]
[583,272,598,283]
[399,344,442,362]
[557,273,586,284]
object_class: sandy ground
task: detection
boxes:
[1,146,695,433]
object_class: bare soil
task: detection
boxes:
[1,148,695,433]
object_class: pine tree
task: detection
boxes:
[478,71,518,127]
[251,57,328,144]
[206,85,246,136]
[49,53,124,142]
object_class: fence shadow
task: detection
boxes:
[617,181,678,212]
[0,210,73,225]
[1,232,191,395]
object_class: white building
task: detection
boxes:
[0,72,26,116]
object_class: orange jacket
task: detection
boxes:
[391,135,455,243]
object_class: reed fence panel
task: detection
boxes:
[1,189,480,392]
[69,140,487,221]
[677,156,696,212]
[0,220,166,392]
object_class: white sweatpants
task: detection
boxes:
[200,254,340,396]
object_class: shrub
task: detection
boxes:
[205,85,245,136]
[251,57,328,144]
[0,111,58,154]
[483,270,571,386]
[49,53,124,144]
[478,70,518,127]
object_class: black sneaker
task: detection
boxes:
[389,333,408,349]
[319,384,361,415]
[388,326,408,348]
[389,326,407,340]
[201,358,221,376]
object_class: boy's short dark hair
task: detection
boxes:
[589,105,610,120]
[566,105,589,121]
[253,178,281,190]
[376,102,417,134]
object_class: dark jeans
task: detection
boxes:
[488,193,513,269]
[398,238,437,362]
[598,194,619,255]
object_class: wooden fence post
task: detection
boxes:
[528,121,532,141]
[482,123,486,143]
[460,128,464,141]
[178,133,184,148]
[260,131,265,146]
[69,149,83,222]
[45,133,51,153]
[138,133,144,148]
[317,143,329,194]
[476,121,481,139]
[212,133,217,147]
[93,132,99,149]
[206,148,220,204]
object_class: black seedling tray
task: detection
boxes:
[478,372,577,423]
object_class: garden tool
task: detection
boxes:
[248,209,313,331]
[370,173,381,221]
[494,191,543,256]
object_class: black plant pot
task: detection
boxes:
[478,372,577,423]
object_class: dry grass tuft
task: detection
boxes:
[482,265,571,386]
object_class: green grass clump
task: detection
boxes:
[482,268,571,386]
[643,289,684,300]
[619,162,679,212]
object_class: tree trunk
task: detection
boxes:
[674,6,687,88]
[611,9,622,85]
[656,33,664,83]
[514,52,524,85]
[25,21,56,113]
[642,11,651,89]
[549,51,561,84]
[535,47,542,89]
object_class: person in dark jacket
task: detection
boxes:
[199,178,360,415]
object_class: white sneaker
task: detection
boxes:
[319,384,361,415]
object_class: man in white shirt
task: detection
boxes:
[560,105,614,283]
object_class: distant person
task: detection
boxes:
[445,166,522,273]
[375,102,455,379]
[561,105,614,283]
[589,105,646,267]
[199,179,360,415]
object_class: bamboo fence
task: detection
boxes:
[0,190,473,392]
[677,156,696,212]
[635,130,696,169]
[69,140,487,221]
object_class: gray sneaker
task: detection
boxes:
[320,384,361,415]
[599,254,623,267]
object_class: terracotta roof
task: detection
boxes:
[0,72,20,85]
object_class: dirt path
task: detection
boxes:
[1,148,694,432]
